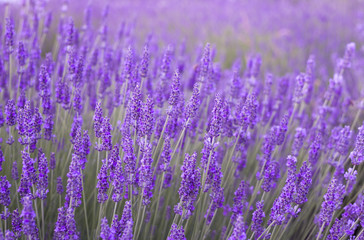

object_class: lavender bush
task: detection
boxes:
[0,0,363,239]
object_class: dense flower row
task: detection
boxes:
[0,1,362,240]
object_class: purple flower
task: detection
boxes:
[73,87,83,114]
[120,201,132,234]
[12,209,22,239]
[66,207,80,239]
[336,126,352,156]
[185,83,201,121]
[168,71,181,106]
[291,127,307,156]
[36,152,49,199]
[122,132,136,185]
[17,41,27,67]
[100,117,113,151]
[204,155,224,225]
[94,102,103,138]
[174,152,201,219]
[269,156,297,225]
[167,223,186,240]
[344,167,357,194]
[5,18,15,56]
[110,215,121,240]
[18,148,37,197]
[0,176,11,206]
[43,114,54,141]
[112,149,125,203]
[130,85,142,122]
[294,161,312,205]
[139,45,149,79]
[138,142,153,205]
[276,112,289,145]
[232,180,249,222]
[160,136,171,172]
[100,217,111,240]
[5,99,17,126]
[97,159,109,203]
[207,94,223,138]
[261,160,280,192]
[50,152,56,170]
[199,43,210,82]
[54,207,66,239]
[65,17,75,48]
[138,95,154,138]
[240,92,258,130]
[327,219,343,240]
[252,200,265,239]
[21,196,39,239]
[350,122,364,165]
[318,178,345,227]
[5,230,15,240]
[308,133,322,165]
[120,219,133,240]
[339,42,356,71]
[57,177,64,195]
[65,154,82,208]
[293,73,306,103]
[228,215,246,240]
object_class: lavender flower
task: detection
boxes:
[207,94,223,138]
[185,84,201,121]
[199,43,210,82]
[139,45,149,79]
[54,207,67,239]
[100,217,111,240]
[168,71,181,106]
[174,152,201,219]
[94,102,103,138]
[318,178,345,227]
[252,200,265,239]
[21,196,39,239]
[5,18,15,56]
[66,207,80,239]
[100,117,113,151]
[139,95,154,138]
[65,154,82,208]
[57,177,64,195]
[228,215,246,240]
[120,201,132,235]
[269,155,297,225]
[12,209,22,239]
[291,127,307,156]
[294,161,312,205]
[232,180,249,222]
[5,99,17,126]
[120,219,133,240]
[167,223,186,240]
[50,152,56,170]
[36,152,49,199]
[97,159,109,203]
[138,142,153,205]
[336,126,352,156]
[0,176,11,206]
[293,73,306,103]
[350,122,364,165]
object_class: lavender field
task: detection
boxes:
[0,0,363,239]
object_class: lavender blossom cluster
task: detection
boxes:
[0,1,363,240]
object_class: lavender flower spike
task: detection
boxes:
[21,196,39,239]
[350,122,364,165]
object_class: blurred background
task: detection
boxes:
[1,0,363,75]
